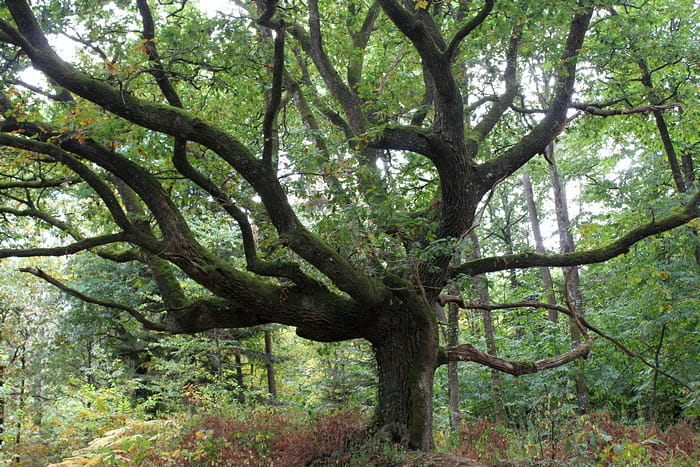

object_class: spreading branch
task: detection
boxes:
[136,0,183,107]
[454,189,700,276]
[472,21,521,141]
[440,339,594,376]
[262,21,285,170]
[445,0,495,61]
[438,297,691,389]
[291,0,368,134]
[477,8,594,189]
[2,0,387,305]
[0,177,79,190]
[0,233,131,259]
[573,102,682,116]
[19,267,167,331]
[510,102,682,116]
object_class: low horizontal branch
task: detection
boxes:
[454,190,699,276]
[19,267,167,331]
[440,339,594,375]
[0,232,132,259]
[438,298,690,389]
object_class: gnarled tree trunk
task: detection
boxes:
[370,300,439,450]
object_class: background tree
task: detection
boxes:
[0,0,697,450]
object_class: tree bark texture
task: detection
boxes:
[370,301,439,450]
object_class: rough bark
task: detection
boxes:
[370,299,439,451]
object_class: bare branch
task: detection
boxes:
[510,101,683,117]
[19,267,167,332]
[438,298,691,389]
[0,232,132,259]
[572,102,682,116]
[0,177,79,190]
[440,339,594,375]
[446,0,495,61]
[454,189,700,276]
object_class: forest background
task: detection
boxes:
[0,0,698,464]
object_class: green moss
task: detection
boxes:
[511,360,537,372]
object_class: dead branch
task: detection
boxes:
[438,296,690,389]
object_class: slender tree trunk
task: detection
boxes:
[469,233,507,424]
[85,338,95,387]
[522,171,558,321]
[546,143,590,414]
[15,353,25,448]
[446,302,461,430]
[648,324,666,422]
[213,330,223,384]
[0,364,4,449]
[638,59,689,194]
[264,330,277,400]
[681,150,695,191]
[435,283,461,431]
[0,318,4,450]
[233,348,245,403]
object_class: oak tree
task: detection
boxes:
[0,0,697,449]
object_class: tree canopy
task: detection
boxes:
[0,0,697,450]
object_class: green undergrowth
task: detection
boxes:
[24,409,700,466]
[43,408,406,467]
[447,414,699,466]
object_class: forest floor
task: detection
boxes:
[17,408,700,466]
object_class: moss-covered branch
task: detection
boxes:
[439,339,594,376]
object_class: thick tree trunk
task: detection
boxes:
[370,302,439,451]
